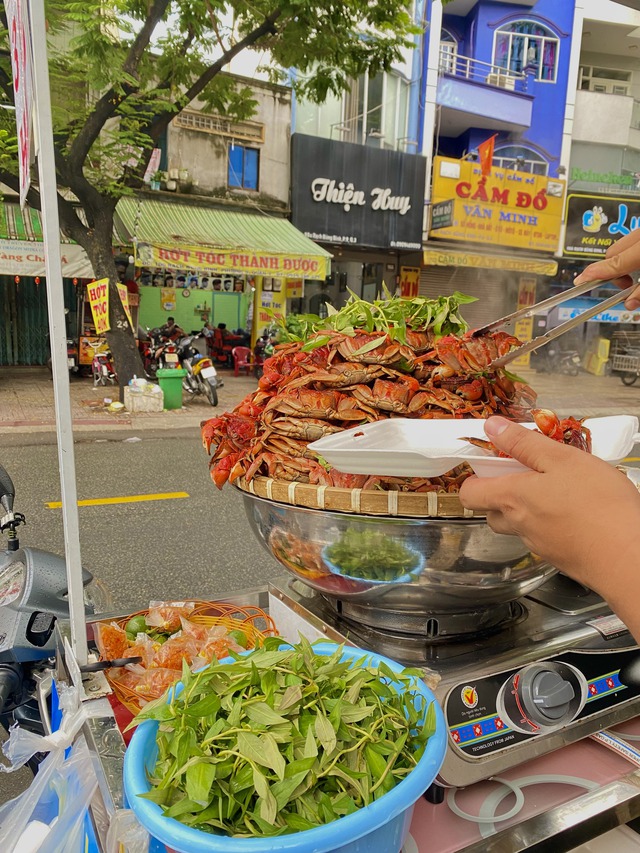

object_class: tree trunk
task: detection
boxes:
[79,207,144,400]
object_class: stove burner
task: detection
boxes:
[322,596,527,644]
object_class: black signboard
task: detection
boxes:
[431,199,454,230]
[291,134,426,251]
[564,192,640,258]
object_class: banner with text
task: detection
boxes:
[564,193,640,258]
[429,156,565,253]
[86,279,110,335]
[117,283,133,329]
[136,241,330,280]
[399,266,420,298]
[0,238,93,278]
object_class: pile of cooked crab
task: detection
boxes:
[201,294,591,494]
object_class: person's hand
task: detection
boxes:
[574,229,640,309]
[458,417,640,633]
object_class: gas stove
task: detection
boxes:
[268,574,640,787]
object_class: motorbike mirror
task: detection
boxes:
[0,465,15,514]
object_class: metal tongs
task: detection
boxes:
[475,279,638,370]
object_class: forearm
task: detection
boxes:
[590,540,640,643]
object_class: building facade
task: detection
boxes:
[416,0,580,334]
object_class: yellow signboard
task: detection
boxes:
[86,278,110,335]
[511,276,537,370]
[429,156,565,253]
[423,247,557,276]
[116,283,133,329]
[136,242,330,280]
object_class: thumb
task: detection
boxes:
[484,416,568,473]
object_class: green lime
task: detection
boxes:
[228,629,248,648]
[125,615,147,636]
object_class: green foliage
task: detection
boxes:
[271,288,478,348]
[131,639,437,837]
[0,0,420,200]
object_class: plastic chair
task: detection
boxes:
[232,346,253,377]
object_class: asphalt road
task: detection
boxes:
[2,433,284,611]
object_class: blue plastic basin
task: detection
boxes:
[124,643,447,853]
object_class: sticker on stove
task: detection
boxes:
[461,685,478,709]
[586,615,628,640]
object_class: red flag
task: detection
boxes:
[477,134,497,177]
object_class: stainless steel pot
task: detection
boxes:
[240,490,557,614]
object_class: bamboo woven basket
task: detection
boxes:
[236,476,483,519]
[101,600,278,714]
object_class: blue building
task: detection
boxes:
[433,0,576,177]
[417,0,581,329]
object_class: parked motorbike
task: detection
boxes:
[45,317,79,376]
[178,333,222,406]
[151,328,181,369]
[0,464,111,771]
[88,340,117,386]
[533,345,581,376]
[139,329,160,377]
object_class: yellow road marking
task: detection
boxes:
[46,491,189,509]
[624,457,640,463]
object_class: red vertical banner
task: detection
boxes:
[400,266,420,298]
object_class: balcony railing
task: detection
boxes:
[439,48,525,91]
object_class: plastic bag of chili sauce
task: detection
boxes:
[134,668,182,699]
[145,601,196,633]
[94,622,129,660]
[151,635,200,670]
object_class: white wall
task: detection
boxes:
[573,89,635,144]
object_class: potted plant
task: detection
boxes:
[150,171,164,190]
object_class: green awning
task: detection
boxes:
[0,202,74,243]
[115,197,332,280]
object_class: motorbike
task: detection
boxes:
[139,329,160,377]
[0,464,111,772]
[45,318,79,376]
[178,333,222,406]
[88,340,117,386]
[533,345,582,376]
[151,328,181,370]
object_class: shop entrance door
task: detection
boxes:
[0,276,49,365]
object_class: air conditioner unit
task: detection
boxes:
[486,73,516,91]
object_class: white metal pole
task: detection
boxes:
[28,0,88,665]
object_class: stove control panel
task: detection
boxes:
[496,662,587,735]
[445,649,640,759]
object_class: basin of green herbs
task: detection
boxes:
[123,640,446,853]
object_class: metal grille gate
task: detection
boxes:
[0,277,76,365]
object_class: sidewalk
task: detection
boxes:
[2,365,640,437]
[0,367,258,436]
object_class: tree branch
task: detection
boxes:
[67,0,171,173]
[146,9,283,142]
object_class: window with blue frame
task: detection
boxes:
[228,144,259,190]
[493,21,559,83]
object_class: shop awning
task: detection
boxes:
[423,247,557,277]
[556,296,636,324]
[0,203,93,278]
[116,197,332,280]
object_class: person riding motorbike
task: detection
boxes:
[159,317,184,341]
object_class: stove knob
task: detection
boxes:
[497,662,587,735]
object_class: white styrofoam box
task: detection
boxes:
[308,416,640,480]
[124,386,164,413]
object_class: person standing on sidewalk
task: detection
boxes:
[459,231,640,641]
